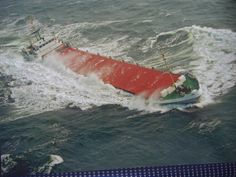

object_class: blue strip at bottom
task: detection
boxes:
[26,162,236,177]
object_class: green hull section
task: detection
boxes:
[161,73,200,103]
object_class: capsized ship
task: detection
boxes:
[22,29,201,104]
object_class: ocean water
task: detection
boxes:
[0,0,236,176]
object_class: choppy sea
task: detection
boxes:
[1,0,236,176]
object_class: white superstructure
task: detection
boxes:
[22,28,65,59]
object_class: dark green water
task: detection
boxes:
[0,0,236,176]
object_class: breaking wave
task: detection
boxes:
[0,20,236,119]
[141,25,236,106]
[1,154,17,176]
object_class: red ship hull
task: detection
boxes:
[58,47,180,98]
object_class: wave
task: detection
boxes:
[1,154,63,176]
[38,155,64,174]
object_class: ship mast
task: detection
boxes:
[158,47,176,87]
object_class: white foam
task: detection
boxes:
[37,154,64,174]
[1,154,17,175]
[188,25,236,105]
[187,118,222,134]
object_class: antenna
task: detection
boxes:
[158,46,176,87]
[161,53,170,71]
[156,42,174,71]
